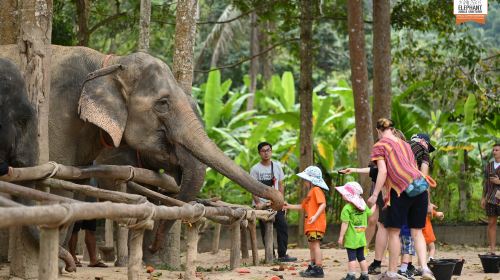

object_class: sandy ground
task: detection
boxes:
[0,246,498,279]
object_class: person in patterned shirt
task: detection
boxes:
[481,143,500,254]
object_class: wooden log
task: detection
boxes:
[38,227,59,280]
[184,220,203,280]
[211,223,221,254]
[248,216,259,265]
[127,181,184,206]
[0,181,75,203]
[0,195,22,207]
[264,222,273,264]
[1,163,180,194]
[229,219,241,269]
[105,219,114,247]
[240,226,249,259]
[42,178,146,204]
[127,228,145,280]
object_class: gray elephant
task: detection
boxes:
[0,44,284,257]
[0,58,76,271]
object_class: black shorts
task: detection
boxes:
[72,220,97,232]
[485,203,500,217]
[370,185,387,224]
[384,188,428,229]
[346,247,365,262]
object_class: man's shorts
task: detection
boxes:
[400,235,416,256]
[485,203,500,217]
[72,220,97,232]
[306,231,324,242]
[384,188,428,229]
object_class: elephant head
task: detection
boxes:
[78,52,283,209]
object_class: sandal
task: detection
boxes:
[88,261,108,268]
[75,260,83,267]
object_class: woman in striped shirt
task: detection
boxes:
[367,118,435,280]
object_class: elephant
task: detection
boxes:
[0,44,284,262]
[0,58,77,271]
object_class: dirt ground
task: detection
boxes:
[0,246,498,279]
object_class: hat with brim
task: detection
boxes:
[296,166,329,191]
[335,182,366,211]
[413,133,436,153]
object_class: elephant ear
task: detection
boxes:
[78,65,127,147]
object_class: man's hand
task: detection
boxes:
[367,194,377,207]
[481,197,486,209]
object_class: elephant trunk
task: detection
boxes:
[178,118,284,210]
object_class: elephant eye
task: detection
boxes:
[154,97,170,113]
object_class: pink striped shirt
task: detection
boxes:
[371,137,422,196]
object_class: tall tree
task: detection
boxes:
[372,0,391,139]
[9,0,53,278]
[259,20,274,83]
[139,0,151,51]
[75,0,90,46]
[347,0,374,194]
[246,12,259,110]
[298,0,314,248]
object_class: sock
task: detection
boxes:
[361,271,368,275]
[373,259,382,266]
[400,262,408,272]
[348,271,356,276]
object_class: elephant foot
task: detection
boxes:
[58,247,77,272]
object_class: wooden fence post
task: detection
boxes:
[248,214,259,265]
[229,219,241,269]
[211,223,221,254]
[264,221,273,264]
[116,183,129,267]
[127,228,145,280]
[185,220,203,280]
[240,225,249,259]
[38,227,59,280]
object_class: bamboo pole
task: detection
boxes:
[0,181,75,203]
[38,227,58,280]
[184,220,203,280]
[127,181,184,206]
[1,163,180,194]
[42,178,146,204]
[230,219,241,269]
[211,223,221,254]
[264,222,273,264]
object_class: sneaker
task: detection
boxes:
[421,269,436,280]
[406,264,417,277]
[368,262,382,275]
[277,255,298,262]
[397,270,414,280]
[340,273,357,280]
[358,274,370,280]
[299,265,324,278]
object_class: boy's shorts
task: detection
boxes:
[306,231,324,242]
[422,216,436,244]
[400,235,415,256]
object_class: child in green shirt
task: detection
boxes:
[336,182,376,280]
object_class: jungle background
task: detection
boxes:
[50,0,499,224]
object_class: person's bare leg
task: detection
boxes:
[374,222,388,261]
[85,230,98,265]
[68,231,79,263]
[411,228,429,271]
[487,216,498,253]
[360,259,368,272]
[387,228,401,273]
[428,242,436,259]
[366,210,379,246]
[312,241,322,266]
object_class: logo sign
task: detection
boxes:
[454,0,488,24]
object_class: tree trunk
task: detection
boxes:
[172,0,198,96]
[10,0,53,278]
[0,0,18,44]
[347,0,374,194]
[138,0,151,51]
[246,12,259,111]
[75,0,90,46]
[298,0,314,248]
[372,0,392,139]
[259,20,274,83]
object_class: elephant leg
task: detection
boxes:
[149,146,206,254]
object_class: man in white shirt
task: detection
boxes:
[250,142,296,262]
